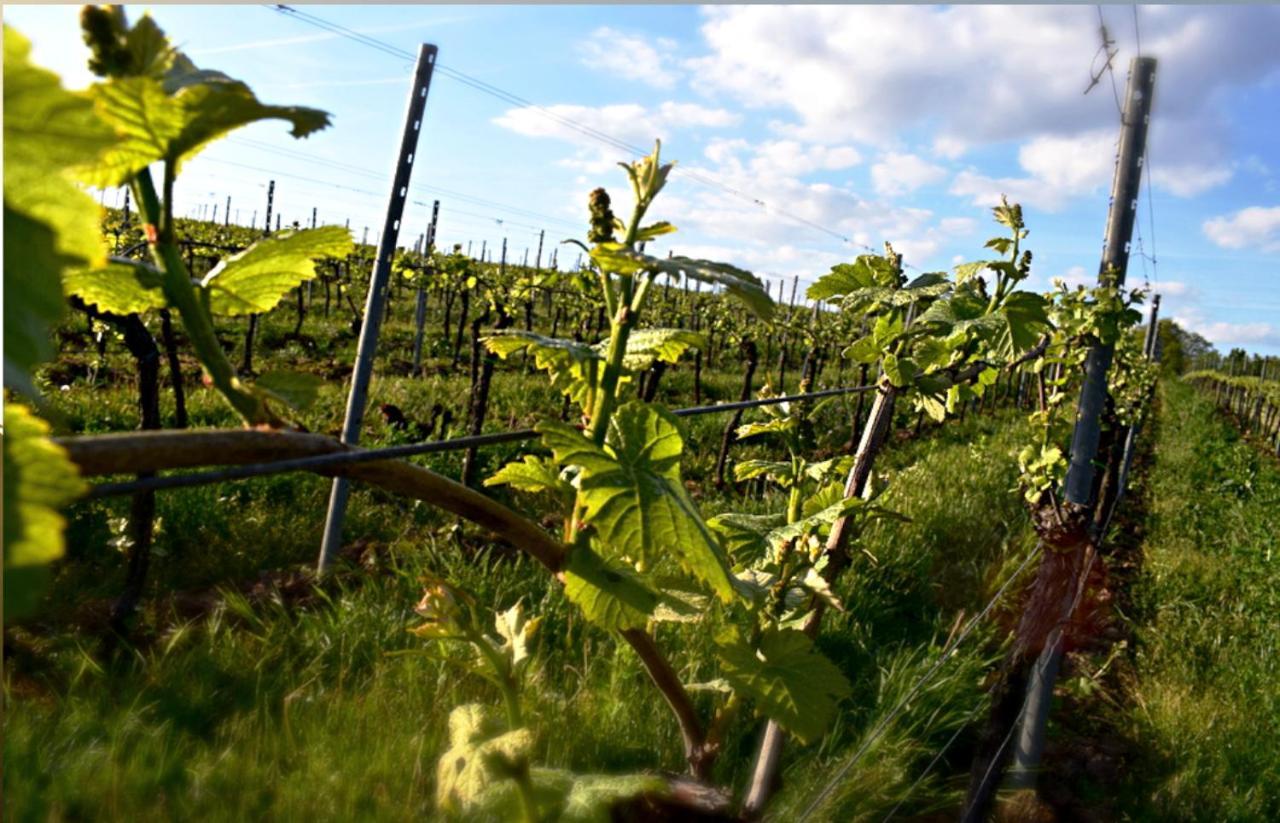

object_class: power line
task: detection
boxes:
[194,156,565,239]
[224,136,585,233]
[266,4,883,254]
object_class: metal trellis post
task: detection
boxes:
[1005,55,1156,794]
[317,43,439,574]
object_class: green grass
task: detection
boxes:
[1116,379,1280,821]
[7,308,1042,821]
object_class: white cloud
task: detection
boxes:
[690,6,1280,144]
[579,27,679,89]
[1151,163,1234,197]
[871,152,947,196]
[751,140,862,177]
[949,129,1121,212]
[1203,206,1280,252]
[492,101,739,172]
[688,5,1277,206]
[703,138,861,178]
[932,135,969,160]
[1172,307,1280,348]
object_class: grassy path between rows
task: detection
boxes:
[1115,379,1280,820]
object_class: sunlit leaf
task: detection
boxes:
[716,627,852,743]
[4,405,88,619]
[538,403,736,601]
[252,370,323,411]
[201,226,352,316]
[64,259,167,315]
[562,544,660,631]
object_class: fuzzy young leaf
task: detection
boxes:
[436,704,534,816]
[201,226,352,316]
[559,773,666,823]
[493,602,540,667]
[633,221,677,243]
[485,455,573,499]
[538,404,736,601]
[716,628,852,743]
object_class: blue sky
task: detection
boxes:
[9,4,1280,355]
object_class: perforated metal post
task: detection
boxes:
[317,44,439,574]
[413,200,440,371]
[264,180,275,237]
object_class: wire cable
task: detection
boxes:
[798,542,1043,820]
[266,4,900,256]
[79,384,879,500]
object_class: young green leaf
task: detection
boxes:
[4,25,118,397]
[252,370,324,412]
[657,257,774,320]
[485,455,574,499]
[485,330,602,404]
[613,328,705,371]
[201,226,352,316]
[538,403,736,601]
[83,29,331,186]
[436,704,535,816]
[562,544,660,631]
[716,627,852,743]
[4,405,88,619]
[63,259,168,315]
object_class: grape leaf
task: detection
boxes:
[83,25,331,187]
[64,259,167,315]
[538,403,736,601]
[252,370,323,411]
[201,226,352,316]
[807,255,902,301]
[4,26,118,397]
[563,544,660,631]
[612,328,705,371]
[436,704,534,816]
[485,330,601,405]
[716,627,852,743]
[485,455,573,499]
[4,405,88,619]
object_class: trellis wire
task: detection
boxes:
[83,384,879,500]
[798,542,1043,821]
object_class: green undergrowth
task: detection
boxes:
[1116,379,1280,821]
[5,368,1039,820]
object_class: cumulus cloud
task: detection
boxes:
[871,152,948,196]
[689,5,1278,201]
[1172,306,1280,348]
[1203,206,1280,252]
[579,27,680,88]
